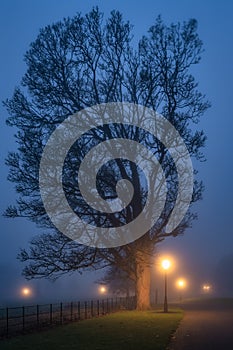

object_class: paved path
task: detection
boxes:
[168,299,233,350]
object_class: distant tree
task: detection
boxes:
[98,266,136,297]
[4,8,209,310]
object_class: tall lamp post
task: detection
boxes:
[161,259,171,313]
[176,278,186,302]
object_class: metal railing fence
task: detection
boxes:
[0,296,136,338]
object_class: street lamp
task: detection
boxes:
[176,278,186,302]
[99,285,107,295]
[21,287,32,298]
[202,284,212,293]
[161,259,171,313]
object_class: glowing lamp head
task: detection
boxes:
[21,287,31,297]
[203,284,211,291]
[177,279,186,288]
[99,286,107,294]
[162,259,171,270]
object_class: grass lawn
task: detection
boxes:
[0,308,183,350]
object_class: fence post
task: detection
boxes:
[6,307,9,337]
[84,301,87,319]
[22,306,25,331]
[78,301,81,320]
[155,289,158,305]
[70,302,73,321]
[37,305,39,326]
[97,300,100,316]
[111,298,113,312]
[91,300,94,317]
[60,302,63,324]
[102,299,105,315]
[50,304,53,324]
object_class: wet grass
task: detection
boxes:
[0,308,183,350]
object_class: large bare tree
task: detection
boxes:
[4,8,209,309]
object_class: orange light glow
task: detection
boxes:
[161,259,171,270]
[99,286,107,294]
[202,284,211,292]
[157,254,176,273]
[21,287,31,297]
[176,278,187,289]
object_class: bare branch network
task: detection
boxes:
[4,8,210,310]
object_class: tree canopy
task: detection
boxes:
[4,8,209,309]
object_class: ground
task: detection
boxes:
[168,298,233,350]
[1,298,232,349]
[0,308,183,350]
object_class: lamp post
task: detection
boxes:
[161,259,171,313]
[176,278,186,302]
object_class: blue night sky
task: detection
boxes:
[0,0,233,304]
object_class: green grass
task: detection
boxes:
[0,309,183,350]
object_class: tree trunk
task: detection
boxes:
[135,251,151,310]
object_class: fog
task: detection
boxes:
[1,0,233,307]
[0,264,105,307]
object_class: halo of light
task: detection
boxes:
[161,259,171,270]
[99,286,107,294]
[21,287,32,297]
[176,278,187,289]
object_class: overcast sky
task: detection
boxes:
[0,0,233,305]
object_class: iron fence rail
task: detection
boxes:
[0,296,136,338]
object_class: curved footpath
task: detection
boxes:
[167,298,233,350]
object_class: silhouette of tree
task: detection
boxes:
[4,8,209,309]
